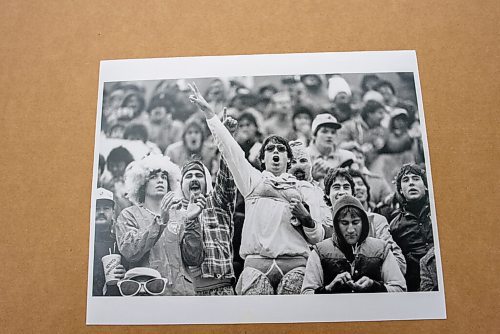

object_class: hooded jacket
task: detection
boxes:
[180,158,237,292]
[301,195,406,294]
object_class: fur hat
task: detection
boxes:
[124,154,181,205]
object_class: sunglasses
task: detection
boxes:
[264,144,287,153]
[117,278,168,296]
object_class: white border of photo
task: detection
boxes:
[87,50,446,325]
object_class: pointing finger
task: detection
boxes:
[192,82,201,95]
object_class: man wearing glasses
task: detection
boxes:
[115,155,205,296]
[189,84,323,295]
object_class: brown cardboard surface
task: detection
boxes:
[0,0,498,333]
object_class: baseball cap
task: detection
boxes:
[96,187,114,205]
[311,113,342,135]
[124,267,162,280]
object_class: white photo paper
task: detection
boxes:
[87,51,446,325]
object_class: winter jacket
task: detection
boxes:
[390,201,433,291]
[420,246,438,291]
[302,195,406,294]
[116,205,203,296]
[207,115,324,260]
[323,209,406,275]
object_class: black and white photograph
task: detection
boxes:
[86,51,445,324]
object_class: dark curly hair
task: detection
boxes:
[107,146,134,167]
[395,164,428,201]
[323,168,355,206]
[361,100,385,123]
[258,135,293,171]
[374,79,396,95]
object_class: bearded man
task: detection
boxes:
[180,113,238,296]
[288,140,331,229]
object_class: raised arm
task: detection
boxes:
[212,154,236,215]
[189,83,261,197]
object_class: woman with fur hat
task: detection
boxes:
[302,195,406,294]
[115,154,205,296]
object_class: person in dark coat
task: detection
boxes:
[390,164,434,291]
[301,195,406,294]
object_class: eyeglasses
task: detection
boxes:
[117,278,168,296]
[264,144,287,153]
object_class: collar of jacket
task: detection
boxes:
[402,201,430,219]
[262,170,296,182]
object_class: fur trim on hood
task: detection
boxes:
[124,154,181,205]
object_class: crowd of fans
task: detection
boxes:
[92,73,437,297]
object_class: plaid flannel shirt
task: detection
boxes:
[184,157,236,279]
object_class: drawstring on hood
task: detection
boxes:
[331,195,370,262]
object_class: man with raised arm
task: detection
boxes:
[189,83,323,295]
[179,113,239,296]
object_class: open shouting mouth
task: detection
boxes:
[189,180,201,195]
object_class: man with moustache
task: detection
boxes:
[288,140,331,229]
[115,155,205,296]
[189,84,323,295]
[92,188,125,296]
[390,164,433,291]
[180,113,238,296]
[322,168,406,275]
